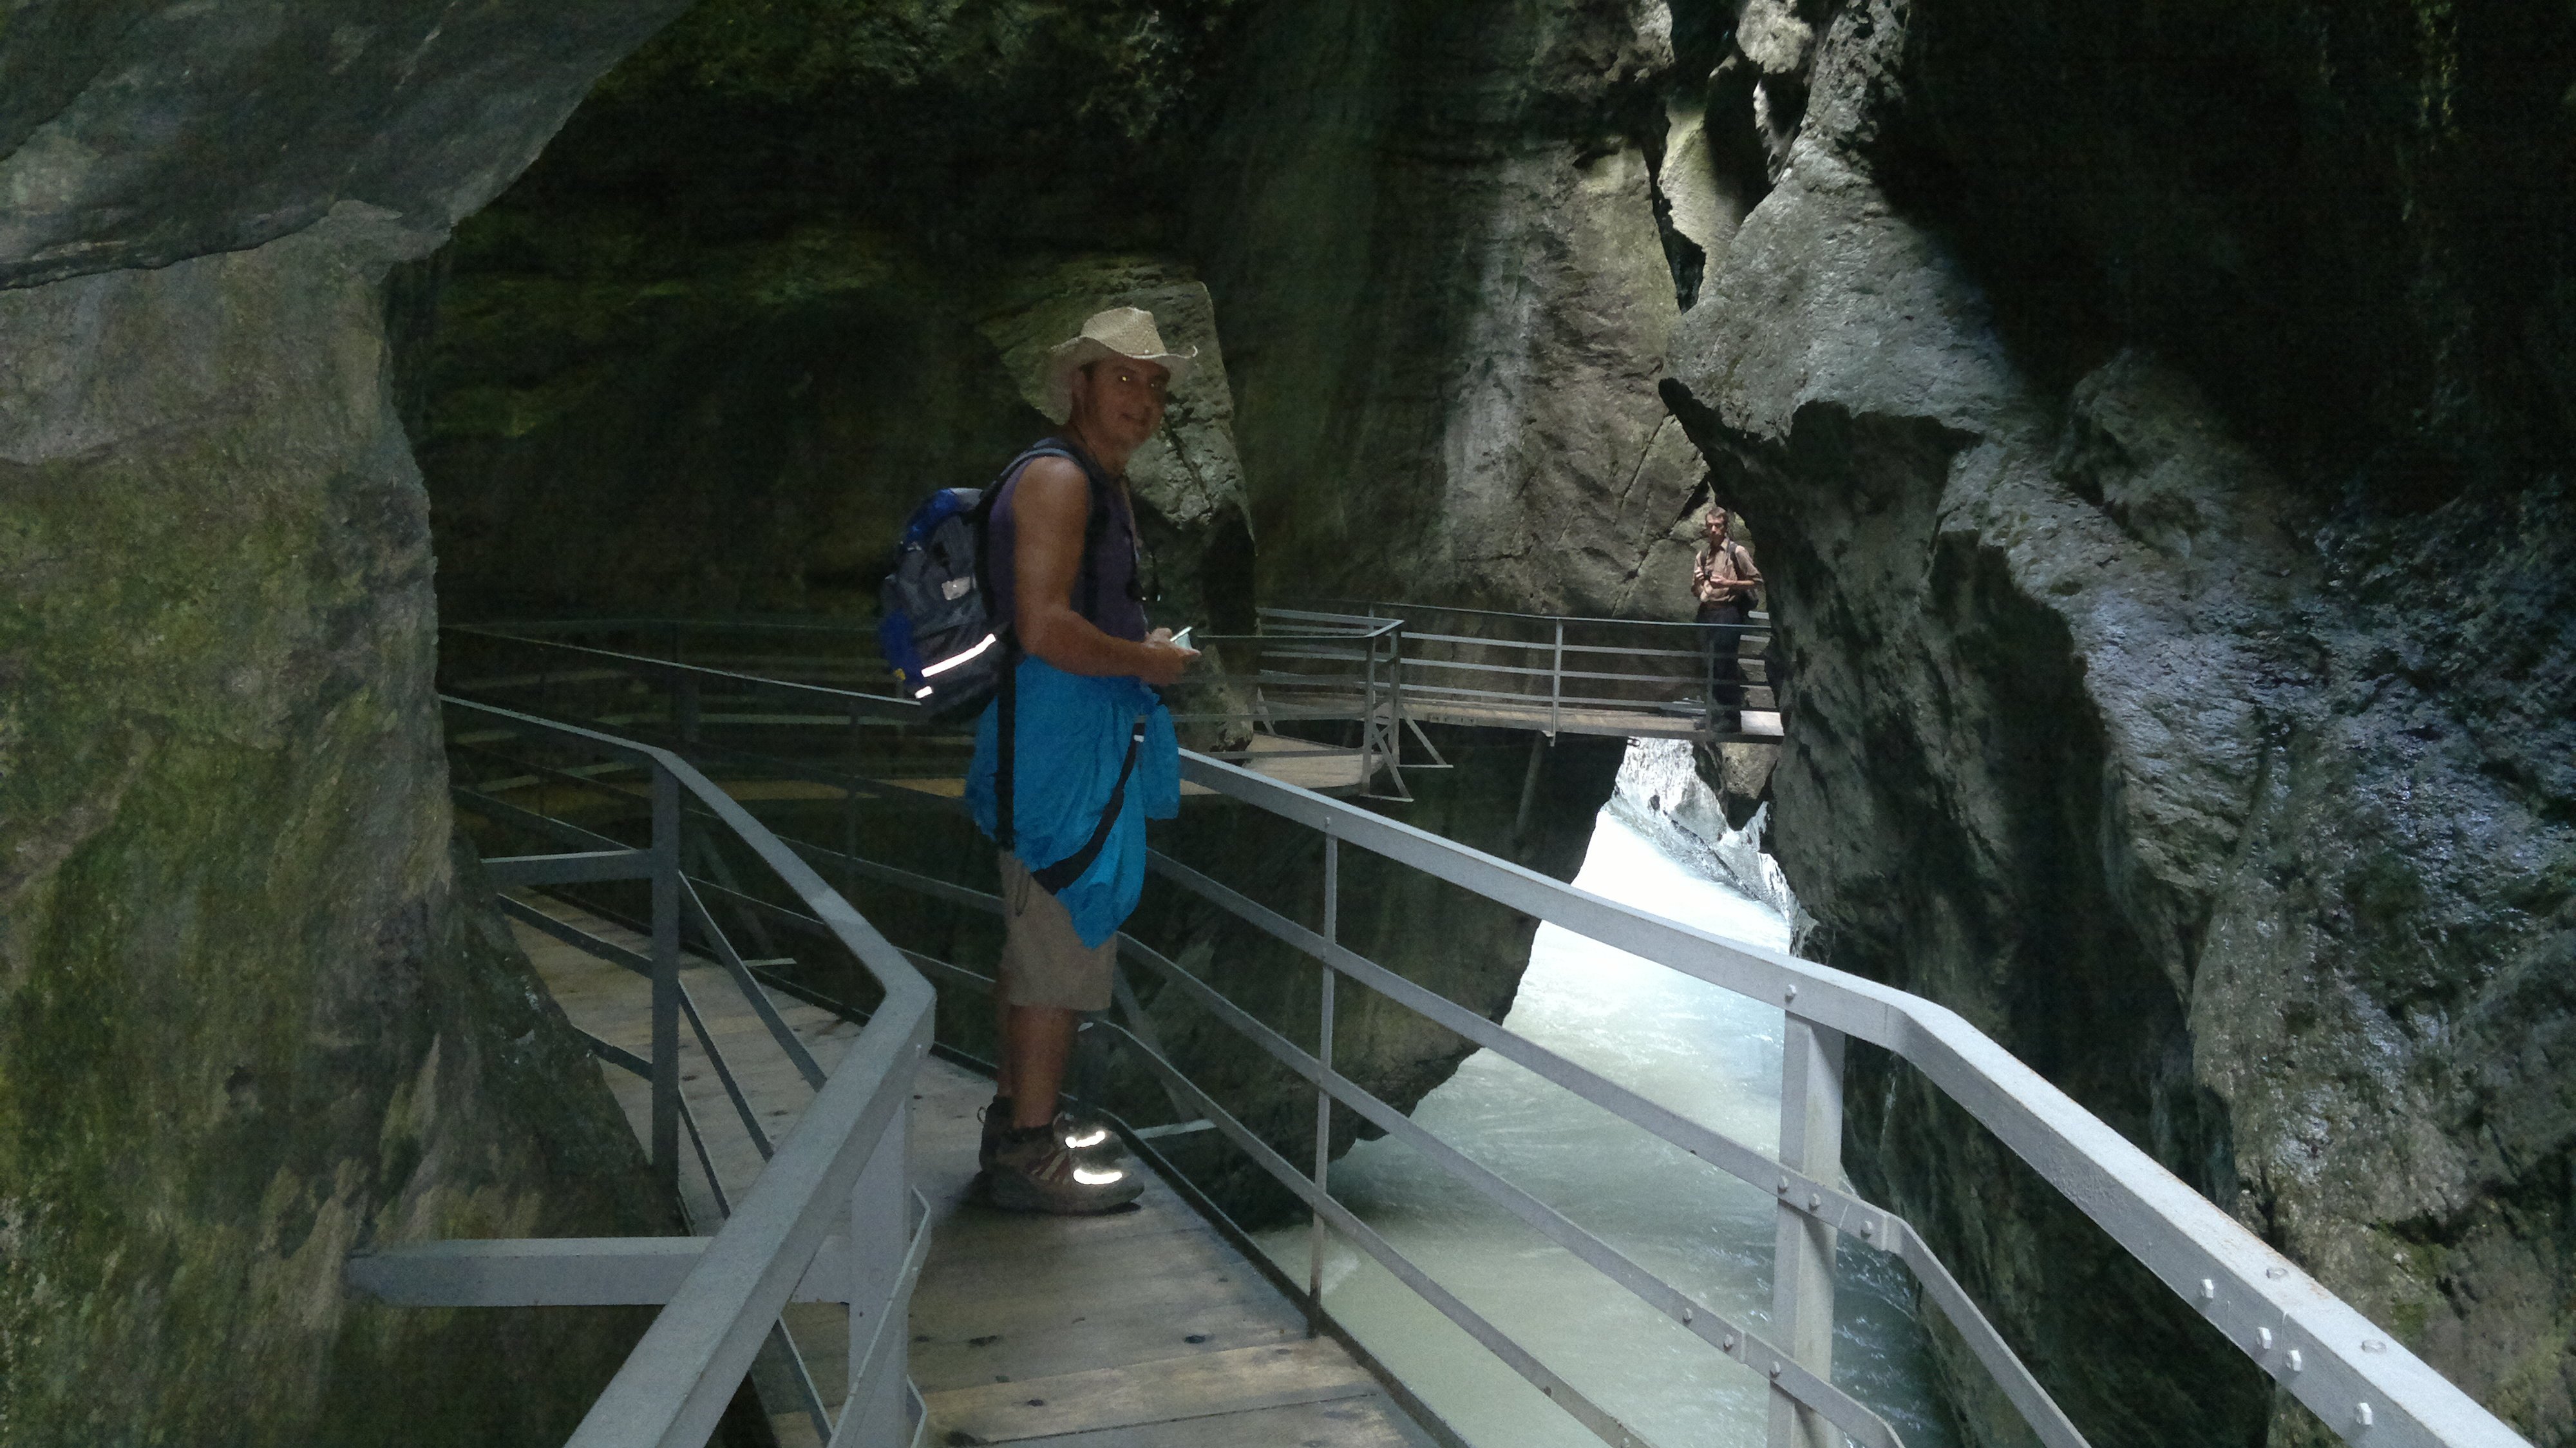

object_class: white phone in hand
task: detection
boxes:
[1170,625,1193,649]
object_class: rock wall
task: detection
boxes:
[0,4,700,1440]
[400,0,1261,627]
[1660,1,2573,1443]
[1191,0,1714,616]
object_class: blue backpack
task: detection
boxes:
[876,441,1110,718]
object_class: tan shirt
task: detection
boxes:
[1692,538,1759,604]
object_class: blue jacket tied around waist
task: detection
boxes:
[967,656,1180,948]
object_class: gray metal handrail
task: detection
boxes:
[1340,604,1770,741]
[434,674,2530,1447]
[422,627,2519,1448]
[350,698,937,1448]
[1158,751,2528,1448]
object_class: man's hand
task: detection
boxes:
[1137,629,1200,687]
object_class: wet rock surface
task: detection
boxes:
[1192,0,1712,616]
[1662,1,2573,1442]
[0,216,672,1442]
[1,5,695,1440]
[397,0,1260,626]
[0,0,688,289]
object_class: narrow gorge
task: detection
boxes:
[1,2,2566,1446]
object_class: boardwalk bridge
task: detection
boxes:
[430,602,1779,803]
[336,611,2531,1448]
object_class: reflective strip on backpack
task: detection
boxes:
[921,632,999,678]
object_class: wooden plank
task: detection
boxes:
[914,1210,1248,1301]
[509,904,1435,1448]
[918,1200,1208,1263]
[910,1285,1298,1390]
[921,1338,1378,1443]
[910,1248,1256,1336]
[1405,699,1705,739]
[1005,1393,1431,1448]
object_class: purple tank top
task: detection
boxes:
[985,440,1150,645]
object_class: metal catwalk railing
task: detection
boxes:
[1164,607,1434,801]
[1306,598,1776,744]
[425,675,2532,1448]
[441,601,1779,803]
[347,698,937,1448]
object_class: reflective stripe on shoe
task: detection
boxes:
[985,1125,1144,1215]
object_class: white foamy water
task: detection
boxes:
[1258,808,1956,1448]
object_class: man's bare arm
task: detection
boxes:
[1012,458,1195,686]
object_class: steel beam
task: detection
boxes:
[485,849,654,885]
[346,1235,867,1307]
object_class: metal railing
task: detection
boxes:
[429,674,2529,1448]
[1312,598,1776,743]
[425,620,2528,1447]
[347,698,937,1448]
[1163,607,1434,801]
[446,611,1438,801]
[442,601,1781,805]
[1126,755,2530,1448]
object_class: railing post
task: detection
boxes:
[1362,629,1382,777]
[1383,624,1407,779]
[841,1093,913,1447]
[650,763,683,1199]
[1548,620,1565,738]
[1307,833,1339,1335]
[1770,1014,1846,1448]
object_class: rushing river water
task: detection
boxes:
[1256,807,1956,1448]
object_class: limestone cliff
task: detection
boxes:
[1660,1,2573,1443]
[0,4,698,1440]
[399,0,1260,628]
[1192,0,1714,616]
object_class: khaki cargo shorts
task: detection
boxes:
[997,852,1116,1012]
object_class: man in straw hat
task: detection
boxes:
[965,306,1202,1213]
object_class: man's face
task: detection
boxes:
[1074,357,1171,452]
[1705,513,1728,543]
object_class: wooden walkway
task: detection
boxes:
[908,1061,1435,1447]
[1276,690,1783,743]
[1398,696,1782,741]
[858,733,1383,801]
[507,891,1436,1448]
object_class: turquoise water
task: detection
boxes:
[1257,810,1957,1448]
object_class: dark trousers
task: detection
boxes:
[1698,600,1748,707]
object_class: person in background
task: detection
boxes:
[1690,507,1762,725]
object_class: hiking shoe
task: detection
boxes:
[981,1123,1143,1215]
[978,1096,1014,1173]
[979,1098,1124,1174]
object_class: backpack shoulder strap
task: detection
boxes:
[983,439,1113,855]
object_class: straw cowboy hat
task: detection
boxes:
[1042,307,1197,423]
